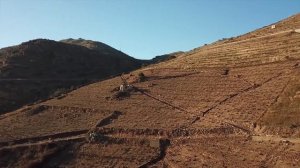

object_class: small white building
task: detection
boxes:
[271,25,276,29]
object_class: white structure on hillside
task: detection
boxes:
[271,25,276,29]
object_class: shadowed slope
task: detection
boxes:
[0,39,143,114]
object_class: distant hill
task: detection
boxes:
[151,51,184,63]
[0,39,144,114]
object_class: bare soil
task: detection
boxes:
[1,13,300,168]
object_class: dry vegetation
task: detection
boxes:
[258,73,300,137]
[1,13,300,167]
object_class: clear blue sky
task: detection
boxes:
[0,0,299,59]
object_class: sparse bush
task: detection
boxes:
[26,105,47,116]
[110,91,130,100]
[222,68,230,75]
[50,88,67,98]
[285,55,295,60]
[141,63,149,68]
[138,72,146,82]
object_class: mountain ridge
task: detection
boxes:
[0,38,144,114]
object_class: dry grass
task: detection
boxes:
[260,75,300,131]
[0,142,64,168]
[1,14,300,167]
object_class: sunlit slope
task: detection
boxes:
[152,13,300,69]
[158,31,300,68]
[1,14,300,167]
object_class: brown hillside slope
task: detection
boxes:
[231,13,300,42]
[175,13,300,64]
[0,39,143,114]
[1,14,300,167]
[160,29,300,68]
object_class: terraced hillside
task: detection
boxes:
[231,13,300,42]
[170,13,300,68]
[1,14,300,167]
[0,39,143,114]
[160,30,300,68]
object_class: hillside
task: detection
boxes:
[60,38,131,58]
[0,39,143,114]
[151,51,184,63]
[176,13,300,64]
[1,14,300,167]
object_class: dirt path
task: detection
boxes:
[0,126,236,150]
[0,130,88,149]
[252,135,300,144]
[0,134,86,150]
